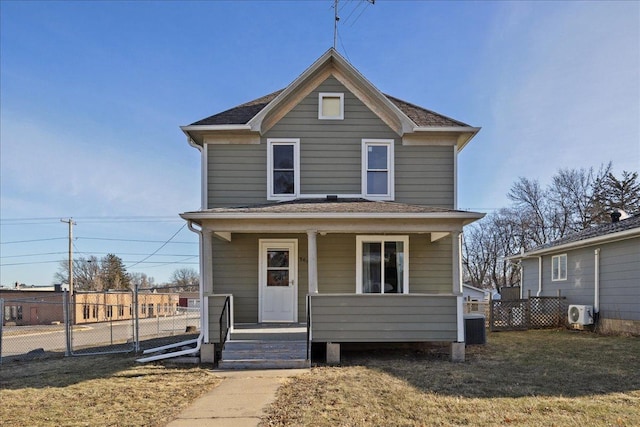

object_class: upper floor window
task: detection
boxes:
[552,254,567,281]
[267,139,300,200]
[318,92,344,120]
[362,139,394,200]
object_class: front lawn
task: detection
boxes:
[262,330,640,426]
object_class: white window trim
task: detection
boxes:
[267,138,300,201]
[318,92,344,120]
[355,235,409,294]
[361,139,394,201]
[551,254,567,281]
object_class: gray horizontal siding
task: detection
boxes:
[316,234,453,294]
[410,234,453,293]
[267,77,396,196]
[210,234,307,323]
[599,237,640,321]
[207,294,231,344]
[317,234,356,293]
[206,76,456,207]
[207,144,266,207]
[521,258,539,296]
[309,294,458,342]
[530,236,640,322]
[395,146,454,207]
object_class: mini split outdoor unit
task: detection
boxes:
[568,305,594,326]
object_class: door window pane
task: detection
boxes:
[267,250,289,267]
[267,270,289,286]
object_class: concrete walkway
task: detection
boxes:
[166,368,308,427]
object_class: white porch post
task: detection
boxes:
[307,230,318,294]
[452,230,465,344]
[202,228,214,295]
[452,230,463,294]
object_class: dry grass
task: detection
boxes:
[262,330,640,427]
[0,354,221,427]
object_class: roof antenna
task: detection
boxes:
[333,0,339,50]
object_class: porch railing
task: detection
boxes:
[308,293,459,343]
[219,296,231,349]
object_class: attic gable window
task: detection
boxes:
[362,139,394,201]
[267,139,300,200]
[318,92,344,120]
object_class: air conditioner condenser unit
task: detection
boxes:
[568,305,594,326]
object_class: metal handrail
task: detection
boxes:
[219,296,231,349]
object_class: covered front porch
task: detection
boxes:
[182,199,483,364]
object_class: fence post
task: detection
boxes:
[489,292,494,331]
[63,290,71,356]
[0,298,4,365]
[557,289,563,326]
[134,285,140,352]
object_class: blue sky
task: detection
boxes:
[1,1,638,286]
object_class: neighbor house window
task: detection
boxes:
[552,254,567,281]
[267,139,300,200]
[356,236,409,294]
[362,139,394,200]
[318,92,344,120]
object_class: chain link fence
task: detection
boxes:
[1,287,200,364]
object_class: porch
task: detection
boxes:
[204,293,465,365]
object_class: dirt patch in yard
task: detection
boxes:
[262,330,640,426]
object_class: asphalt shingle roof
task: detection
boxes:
[190,91,469,128]
[526,214,640,253]
[191,198,473,215]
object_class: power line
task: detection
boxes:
[76,237,196,244]
[1,237,67,245]
[126,224,187,268]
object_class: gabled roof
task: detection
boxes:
[513,214,640,258]
[191,91,468,128]
[182,48,479,149]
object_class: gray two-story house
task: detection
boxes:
[180,49,483,364]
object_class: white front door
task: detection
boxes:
[259,239,298,323]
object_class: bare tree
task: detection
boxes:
[54,256,102,290]
[169,267,199,292]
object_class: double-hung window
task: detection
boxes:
[362,139,394,200]
[267,139,300,200]
[356,236,409,294]
[552,254,567,281]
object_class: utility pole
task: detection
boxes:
[61,218,76,295]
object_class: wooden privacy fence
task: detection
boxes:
[490,289,565,332]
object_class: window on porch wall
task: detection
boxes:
[361,241,405,294]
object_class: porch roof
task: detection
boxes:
[182,198,483,219]
[180,199,484,233]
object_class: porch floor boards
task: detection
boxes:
[218,324,309,369]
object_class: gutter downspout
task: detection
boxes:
[187,220,208,343]
[594,249,600,313]
[537,256,543,297]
